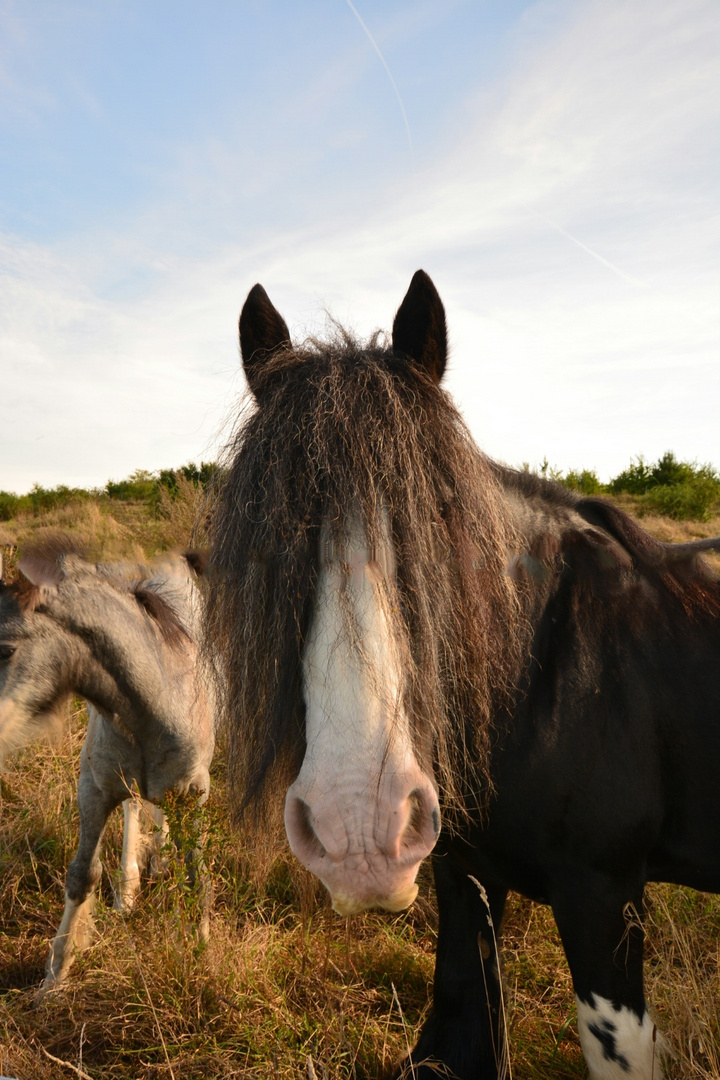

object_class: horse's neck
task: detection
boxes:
[502,483,583,554]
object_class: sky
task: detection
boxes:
[0,0,718,494]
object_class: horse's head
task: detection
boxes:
[0,549,78,763]
[242,273,444,913]
[211,272,520,914]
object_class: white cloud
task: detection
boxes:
[1,0,718,492]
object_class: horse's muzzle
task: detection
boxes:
[284,773,441,913]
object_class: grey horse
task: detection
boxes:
[0,541,214,993]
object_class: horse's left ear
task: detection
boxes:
[239,284,291,400]
[392,270,447,383]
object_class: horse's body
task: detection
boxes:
[208,272,720,1079]
[0,545,214,993]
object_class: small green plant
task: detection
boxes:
[157,787,219,951]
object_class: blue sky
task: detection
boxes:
[1,0,718,493]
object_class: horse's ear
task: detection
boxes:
[17,551,66,588]
[183,549,209,578]
[239,284,291,399]
[392,270,447,383]
[13,565,56,614]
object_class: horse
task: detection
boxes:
[0,542,214,994]
[206,270,720,1079]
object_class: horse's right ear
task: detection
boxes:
[13,568,55,614]
[17,552,66,588]
[183,549,209,578]
[239,284,291,400]
[392,270,447,383]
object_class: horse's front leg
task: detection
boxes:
[40,769,118,996]
[550,868,664,1080]
[115,797,144,912]
[392,852,508,1080]
[115,797,169,910]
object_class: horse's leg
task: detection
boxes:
[40,769,117,995]
[551,869,663,1080]
[116,797,168,908]
[393,852,508,1080]
[115,797,144,912]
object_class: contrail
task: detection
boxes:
[345,0,413,153]
[527,205,647,288]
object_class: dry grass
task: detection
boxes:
[1,492,719,1078]
[1,720,719,1078]
[0,479,207,572]
[0,721,437,1079]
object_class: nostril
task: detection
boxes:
[287,796,326,861]
[401,788,442,853]
[405,790,425,847]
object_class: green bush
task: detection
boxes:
[0,484,94,520]
[105,469,159,501]
[643,478,720,522]
[608,452,720,520]
[608,457,653,495]
[0,491,22,521]
[0,464,219,523]
[158,461,218,498]
[26,483,94,514]
[561,469,605,495]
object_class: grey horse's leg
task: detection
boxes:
[40,769,118,994]
[115,797,146,912]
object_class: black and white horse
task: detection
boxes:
[208,271,720,1079]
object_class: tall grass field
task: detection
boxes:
[1,465,719,1078]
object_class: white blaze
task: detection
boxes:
[285,515,440,914]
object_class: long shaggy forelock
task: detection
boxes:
[206,331,525,832]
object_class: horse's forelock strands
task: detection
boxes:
[206,335,525,831]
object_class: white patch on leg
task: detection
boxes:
[40,890,97,994]
[577,994,664,1079]
[116,798,143,912]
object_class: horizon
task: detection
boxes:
[2,447,717,502]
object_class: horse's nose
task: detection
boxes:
[284,773,441,913]
[285,782,440,865]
